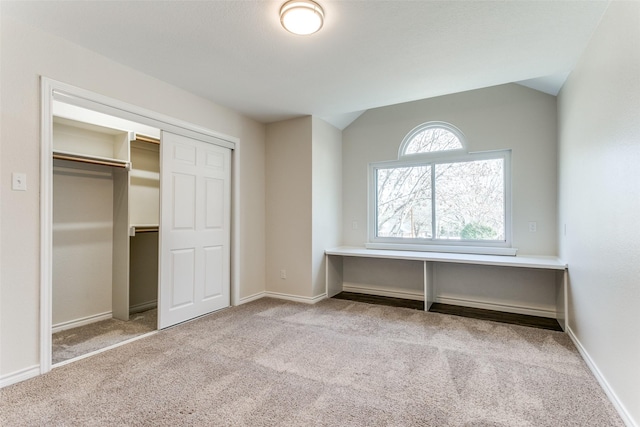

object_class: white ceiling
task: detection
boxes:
[2,1,609,129]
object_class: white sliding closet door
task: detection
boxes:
[159,131,231,329]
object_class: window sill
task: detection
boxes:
[365,242,518,257]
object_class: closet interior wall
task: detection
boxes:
[129,139,160,314]
[52,159,115,328]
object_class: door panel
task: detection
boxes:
[172,173,196,229]
[170,248,195,308]
[159,131,231,329]
[204,245,224,299]
[174,144,196,164]
[206,151,225,169]
[205,178,225,228]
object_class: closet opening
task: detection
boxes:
[51,108,161,365]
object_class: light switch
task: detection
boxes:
[12,173,27,191]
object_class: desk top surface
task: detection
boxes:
[325,246,567,270]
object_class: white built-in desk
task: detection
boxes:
[325,246,568,331]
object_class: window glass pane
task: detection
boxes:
[376,165,432,238]
[435,159,504,241]
[404,127,463,155]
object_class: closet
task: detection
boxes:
[52,113,160,338]
[43,82,234,371]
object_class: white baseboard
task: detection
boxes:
[0,364,40,388]
[237,291,267,305]
[567,326,636,427]
[343,284,424,301]
[52,311,112,334]
[265,291,327,304]
[129,300,157,314]
[236,291,327,305]
[435,295,556,319]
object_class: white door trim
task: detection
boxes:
[40,77,239,374]
[48,79,237,148]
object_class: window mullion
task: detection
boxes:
[431,163,436,240]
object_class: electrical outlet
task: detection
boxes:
[352,220,358,230]
[528,222,537,233]
[280,269,287,279]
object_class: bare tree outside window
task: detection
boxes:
[404,127,463,154]
[435,159,504,240]
[376,166,432,238]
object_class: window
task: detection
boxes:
[399,121,465,155]
[369,122,512,254]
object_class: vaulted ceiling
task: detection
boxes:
[2,1,609,129]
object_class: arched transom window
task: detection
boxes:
[399,122,466,157]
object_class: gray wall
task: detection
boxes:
[341,84,560,316]
[265,117,313,298]
[342,83,558,255]
[265,116,342,300]
[0,15,266,379]
[558,2,640,425]
[312,117,343,298]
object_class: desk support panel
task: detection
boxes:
[555,270,568,331]
[326,254,344,298]
[424,261,434,311]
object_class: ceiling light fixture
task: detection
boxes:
[280,0,324,36]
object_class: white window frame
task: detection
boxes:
[368,130,514,256]
[398,121,467,157]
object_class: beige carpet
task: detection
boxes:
[1,298,623,426]
[52,309,157,364]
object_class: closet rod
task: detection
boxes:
[53,153,128,169]
[134,135,161,145]
[134,227,159,233]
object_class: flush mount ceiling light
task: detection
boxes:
[280,0,324,35]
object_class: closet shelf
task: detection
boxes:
[129,224,159,236]
[53,150,131,169]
